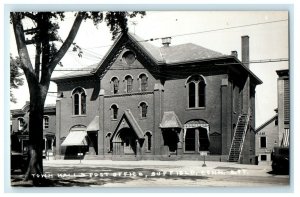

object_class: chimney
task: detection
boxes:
[162,37,171,47]
[231,51,238,58]
[241,35,249,68]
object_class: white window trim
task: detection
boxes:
[186,75,206,109]
[110,104,119,120]
[260,136,267,149]
[43,116,49,129]
[138,101,148,118]
[137,73,148,92]
[124,75,134,93]
[71,87,87,116]
[110,76,120,94]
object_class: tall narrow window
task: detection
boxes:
[140,102,148,118]
[198,81,205,107]
[260,136,266,148]
[43,116,49,129]
[111,104,118,120]
[188,82,196,108]
[145,132,152,152]
[112,77,119,94]
[125,75,133,93]
[72,87,86,115]
[139,74,148,92]
[81,93,86,114]
[186,75,206,108]
[74,94,79,115]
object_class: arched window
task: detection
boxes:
[43,116,49,129]
[111,77,119,94]
[139,74,148,92]
[72,87,86,115]
[125,75,133,93]
[184,120,210,152]
[111,104,118,120]
[139,102,148,118]
[144,132,152,152]
[186,75,206,108]
[122,51,136,65]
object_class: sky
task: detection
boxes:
[9,11,289,127]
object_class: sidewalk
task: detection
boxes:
[43,159,275,177]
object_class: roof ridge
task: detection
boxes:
[255,114,278,132]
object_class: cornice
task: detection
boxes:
[104,91,153,98]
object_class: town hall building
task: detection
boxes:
[52,32,262,164]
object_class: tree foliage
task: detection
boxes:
[10,54,24,103]
[10,11,145,185]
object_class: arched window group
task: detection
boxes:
[187,75,206,108]
[72,87,86,115]
[111,73,148,94]
[110,101,148,120]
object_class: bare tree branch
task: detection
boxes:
[48,12,85,72]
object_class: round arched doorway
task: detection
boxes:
[184,120,210,153]
[111,128,138,155]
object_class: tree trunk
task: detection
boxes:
[24,82,48,185]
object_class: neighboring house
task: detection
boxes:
[255,112,278,162]
[255,69,289,163]
[10,102,56,158]
[276,69,289,147]
[52,32,262,164]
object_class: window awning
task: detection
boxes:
[159,111,182,129]
[184,123,210,142]
[61,129,87,146]
[87,116,99,131]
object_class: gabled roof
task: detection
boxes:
[123,110,144,139]
[112,109,144,142]
[51,32,262,85]
[160,111,182,128]
[255,114,278,133]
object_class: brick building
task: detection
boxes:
[52,33,262,163]
[10,102,56,158]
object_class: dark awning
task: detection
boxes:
[87,116,99,131]
[160,111,182,129]
[61,128,87,146]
